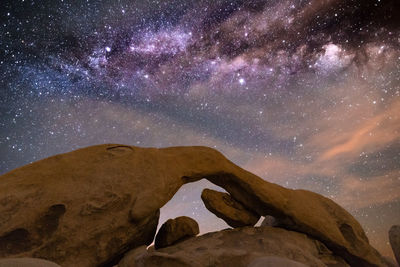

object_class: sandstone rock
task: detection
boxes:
[155,216,199,249]
[201,189,259,228]
[0,258,61,267]
[203,177,386,267]
[247,256,308,267]
[389,225,400,266]
[119,226,349,267]
[0,145,162,266]
[0,144,385,266]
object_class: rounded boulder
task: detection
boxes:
[155,216,199,249]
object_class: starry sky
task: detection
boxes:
[1,0,399,259]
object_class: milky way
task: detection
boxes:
[1,0,399,259]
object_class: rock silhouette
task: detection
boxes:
[0,144,387,266]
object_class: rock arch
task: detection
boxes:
[0,144,385,266]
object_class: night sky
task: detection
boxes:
[1,0,399,259]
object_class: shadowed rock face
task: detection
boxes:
[201,188,260,228]
[0,144,386,266]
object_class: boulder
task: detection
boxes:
[119,226,349,267]
[155,216,199,249]
[389,225,400,266]
[0,144,385,266]
[0,258,61,267]
[201,189,260,228]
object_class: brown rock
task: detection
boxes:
[155,216,199,249]
[119,226,349,267]
[0,144,385,266]
[389,225,400,266]
[0,145,161,266]
[201,189,259,228]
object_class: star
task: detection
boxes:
[0,0,399,259]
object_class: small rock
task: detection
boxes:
[201,189,260,228]
[0,258,61,267]
[248,256,308,267]
[155,216,199,249]
[389,225,400,266]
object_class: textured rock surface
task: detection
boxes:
[389,225,400,266]
[0,145,162,266]
[0,258,61,267]
[0,144,385,266]
[119,226,349,267]
[248,256,308,267]
[201,189,260,228]
[155,216,199,249]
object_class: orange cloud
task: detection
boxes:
[318,101,400,162]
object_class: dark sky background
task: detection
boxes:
[1,0,399,259]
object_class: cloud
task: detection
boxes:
[242,98,400,210]
[337,173,400,209]
[317,101,400,161]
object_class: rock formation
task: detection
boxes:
[0,145,162,266]
[118,226,349,267]
[389,225,400,266]
[155,216,199,249]
[201,188,260,228]
[0,144,387,266]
